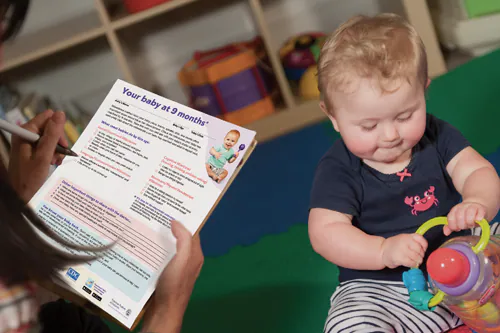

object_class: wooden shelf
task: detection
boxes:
[248,99,326,142]
[0,11,105,74]
[110,0,200,30]
[0,0,447,143]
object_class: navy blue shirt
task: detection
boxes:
[309,114,470,282]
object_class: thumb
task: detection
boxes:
[171,220,192,261]
[412,234,428,250]
[34,111,66,164]
[443,225,452,236]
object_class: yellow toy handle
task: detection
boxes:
[414,217,490,308]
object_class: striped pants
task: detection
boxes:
[324,223,500,333]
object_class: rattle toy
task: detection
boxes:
[231,144,246,160]
[403,217,500,332]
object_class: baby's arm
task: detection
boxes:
[309,208,385,270]
[309,208,427,269]
[447,147,500,223]
[210,147,222,159]
[228,153,238,163]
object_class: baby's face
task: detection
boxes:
[224,133,239,149]
[325,77,427,165]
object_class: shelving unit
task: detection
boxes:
[0,0,447,144]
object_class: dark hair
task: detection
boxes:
[0,179,111,286]
[0,0,30,42]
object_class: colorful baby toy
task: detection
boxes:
[231,144,246,160]
[403,217,500,332]
[279,32,326,100]
[178,37,276,126]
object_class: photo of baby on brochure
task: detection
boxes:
[206,129,243,184]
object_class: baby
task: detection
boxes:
[206,129,240,183]
[308,14,500,332]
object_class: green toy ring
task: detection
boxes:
[414,217,490,308]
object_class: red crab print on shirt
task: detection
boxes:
[404,186,439,215]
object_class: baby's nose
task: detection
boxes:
[382,124,399,141]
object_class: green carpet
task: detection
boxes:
[426,50,500,156]
[182,224,338,332]
[105,48,500,332]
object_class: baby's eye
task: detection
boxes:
[397,114,412,122]
[360,124,376,132]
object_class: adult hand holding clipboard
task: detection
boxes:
[142,220,204,333]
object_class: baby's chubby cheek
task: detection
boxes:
[342,134,377,158]
[405,122,426,148]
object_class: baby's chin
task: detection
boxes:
[356,148,408,164]
[376,148,413,164]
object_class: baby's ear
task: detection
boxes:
[319,100,327,110]
[319,100,339,132]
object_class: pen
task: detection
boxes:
[0,118,78,157]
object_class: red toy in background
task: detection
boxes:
[122,0,172,13]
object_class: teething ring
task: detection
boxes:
[414,217,490,308]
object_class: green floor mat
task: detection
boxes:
[423,49,500,156]
[182,224,338,333]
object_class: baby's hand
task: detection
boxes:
[214,152,222,159]
[234,151,239,158]
[445,201,486,236]
[381,234,427,269]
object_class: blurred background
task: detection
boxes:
[1,0,485,162]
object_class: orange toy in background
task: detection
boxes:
[178,37,278,126]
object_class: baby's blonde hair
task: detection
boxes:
[318,13,428,110]
[226,129,240,139]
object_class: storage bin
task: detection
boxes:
[178,37,277,126]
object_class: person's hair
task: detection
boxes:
[227,129,240,138]
[317,13,428,111]
[0,178,110,286]
[0,0,30,42]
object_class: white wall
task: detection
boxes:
[4,0,405,115]
[19,0,95,36]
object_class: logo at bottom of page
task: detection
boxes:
[66,268,80,282]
